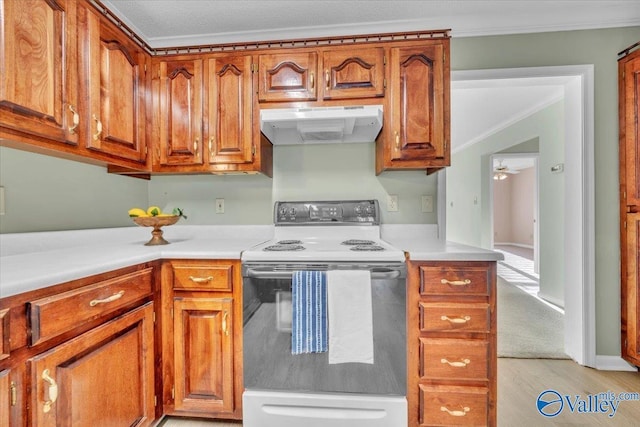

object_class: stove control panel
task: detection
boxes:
[274,200,379,225]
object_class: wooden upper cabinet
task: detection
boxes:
[208,56,255,164]
[0,0,79,146]
[258,52,318,102]
[156,58,204,166]
[377,41,449,174]
[621,49,640,208]
[78,6,147,164]
[322,48,385,99]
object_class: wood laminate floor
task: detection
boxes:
[159,358,640,426]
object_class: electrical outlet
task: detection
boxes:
[421,195,433,213]
[387,195,398,212]
[215,198,225,214]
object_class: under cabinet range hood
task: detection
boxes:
[260,105,383,145]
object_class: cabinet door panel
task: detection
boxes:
[624,213,640,362]
[0,309,9,360]
[174,297,234,414]
[29,303,155,427]
[158,59,204,165]
[391,45,444,161]
[622,53,640,206]
[258,53,317,102]
[0,0,78,145]
[80,10,146,163]
[208,56,254,164]
[323,48,385,99]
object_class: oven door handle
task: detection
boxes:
[243,268,402,280]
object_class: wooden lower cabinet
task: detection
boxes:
[408,261,497,427]
[28,303,155,427]
[160,259,243,420]
[173,297,234,413]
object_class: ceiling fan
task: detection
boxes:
[493,159,519,180]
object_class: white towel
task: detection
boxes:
[327,270,374,364]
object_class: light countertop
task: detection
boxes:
[1,224,502,298]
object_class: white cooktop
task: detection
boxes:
[241,226,406,263]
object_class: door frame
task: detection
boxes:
[447,65,596,367]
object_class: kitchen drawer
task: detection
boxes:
[171,261,234,292]
[0,308,9,360]
[420,302,490,333]
[419,384,488,426]
[28,268,153,346]
[420,265,490,296]
[420,338,489,381]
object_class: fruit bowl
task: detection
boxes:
[132,215,180,246]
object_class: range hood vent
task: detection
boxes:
[260,105,383,145]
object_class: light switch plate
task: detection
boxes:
[0,186,5,215]
[387,195,398,212]
[421,195,433,213]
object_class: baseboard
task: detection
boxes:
[536,291,564,309]
[494,242,534,249]
[595,355,638,371]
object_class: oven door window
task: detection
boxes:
[243,275,406,395]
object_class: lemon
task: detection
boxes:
[147,206,162,217]
[128,208,148,217]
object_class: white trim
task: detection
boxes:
[595,356,639,372]
[536,291,565,309]
[454,64,595,368]
[494,242,534,250]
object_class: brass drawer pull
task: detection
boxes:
[222,311,229,336]
[10,381,17,406]
[89,290,125,307]
[441,358,471,368]
[189,276,213,283]
[68,104,79,134]
[92,114,102,141]
[441,278,471,286]
[310,72,315,89]
[42,369,58,413]
[441,315,471,324]
[441,406,470,417]
[325,70,330,89]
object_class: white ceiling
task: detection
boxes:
[99,1,640,152]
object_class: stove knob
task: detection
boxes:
[279,207,288,217]
[365,205,375,215]
[354,205,363,215]
[289,207,297,216]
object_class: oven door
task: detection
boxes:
[242,262,407,427]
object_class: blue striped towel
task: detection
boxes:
[291,271,328,354]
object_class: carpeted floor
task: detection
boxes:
[497,276,568,359]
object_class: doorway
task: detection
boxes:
[445,65,595,367]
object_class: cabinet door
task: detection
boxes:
[258,52,318,102]
[0,0,79,146]
[173,297,234,414]
[322,48,385,99]
[0,366,21,427]
[157,58,204,166]
[623,213,640,365]
[621,50,640,207]
[208,56,254,164]
[378,43,449,173]
[29,303,155,427]
[79,6,147,163]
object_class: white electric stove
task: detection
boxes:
[241,200,407,427]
